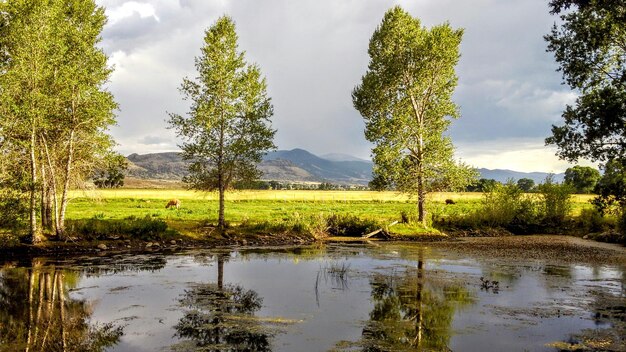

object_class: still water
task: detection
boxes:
[0,243,624,351]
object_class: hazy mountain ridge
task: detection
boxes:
[263,149,373,184]
[477,168,564,184]
[125,149,564,185]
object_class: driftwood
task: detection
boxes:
[362,220,399,239]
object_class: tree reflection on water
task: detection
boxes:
[0,260,123,352]
[358,250,474,351]
[172,255,273,352]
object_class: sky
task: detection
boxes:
[96,0,595,173]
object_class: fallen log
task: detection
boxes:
[362,220,399,239]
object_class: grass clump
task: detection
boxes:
[66,215,177,241]
[326,214,383,237]
[435,178,576,234]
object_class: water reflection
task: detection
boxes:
[172,254,273,351]
[356,249,473,351]
[0,260,122,352]
[0,245,623,352]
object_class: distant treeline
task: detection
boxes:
[232,180,369,191]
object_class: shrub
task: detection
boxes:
[481,180,537,228]
[326,214,382,237]
[0,188,28,230]
[576,208,611,233]
[536,176,573,225]
[67,215,175,241]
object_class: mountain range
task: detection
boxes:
[125,148,564,185]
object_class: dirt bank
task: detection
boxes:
[428,235,626,265]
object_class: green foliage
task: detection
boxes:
[593,160,626,214]
[575,208,611,233]
[545,0,626,163]
[536,176,574,225]
[564,166,600,193]
[516,178,535,192]
[0,0,117,240]
[168,16,275,230]
[326,214,383,237]
[93,153,128,188]
[317,182,335,190]
[0,154,29,230]
[0,188,28,230]
[438,178,575,232]
[353,6,476,223]
[66,216,175,241]
[466,178,499,192]
[480,180,537,229]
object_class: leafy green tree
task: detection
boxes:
[0,0,58,242]
[93,153,128,189]
[0,0,117,241]
[169,16,276,231]
[592,159,626,214]
[352,6,476,224]
[563,165,601,193]
[545,0,626,163]
[517,178,536,192]
[466,178,499,192]
[48,0,117,237]
[537,176,574,225]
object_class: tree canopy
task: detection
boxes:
[517,178,536,192]
[0,0,117,241]
[353,6,476,223]
[168,16,276,230]
[564,165,601,193]
[545,0,626,163]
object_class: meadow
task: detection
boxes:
[65,189,597,238]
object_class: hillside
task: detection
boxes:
[125,149,565,185]
[478,168,564,184]
[263,149,373,184]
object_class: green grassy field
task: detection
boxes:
[65,189,596,236]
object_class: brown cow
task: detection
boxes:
[445,199,456,205]
[166,199,181,209]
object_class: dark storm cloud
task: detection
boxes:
[96,0,580,171]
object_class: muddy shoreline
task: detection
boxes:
[1,233,625,266]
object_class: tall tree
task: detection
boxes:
[564,165,601,193]
[168,16,276,231]
[93,153,128,189]
[0,0,57,242]
[592,159,626,213]
[353,6,476,223]
[0,0,117,241]
[545,0,626,163]
[517,178,536,192]
[53,0,117,237]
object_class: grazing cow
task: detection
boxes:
[166,199,181,209]
[445,199,455,205]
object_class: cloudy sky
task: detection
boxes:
[96,0,593,173]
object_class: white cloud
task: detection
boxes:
[106,1,160,24]
[456,138,597,173]
[94,0,584,172]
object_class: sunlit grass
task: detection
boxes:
[66,189,595,228]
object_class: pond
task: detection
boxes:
[0,243,624,351]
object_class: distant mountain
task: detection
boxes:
[263,149,373,184]
[320,153,369,162]
[127,152,188,180]
[259,159,318,182]
[478,168,565,184]
[126,149,373,184]
[125,149,564,186]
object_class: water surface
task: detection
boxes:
[1,243,624,351]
